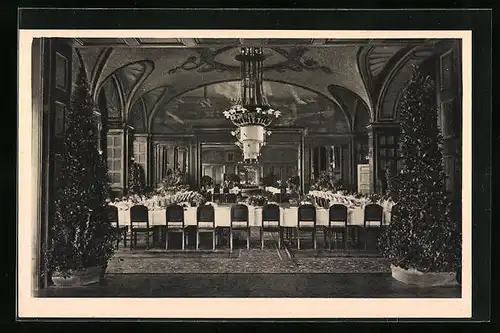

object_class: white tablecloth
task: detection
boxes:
[117,205,391,228]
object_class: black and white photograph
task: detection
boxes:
[18,23,478,319]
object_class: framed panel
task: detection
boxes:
[107,133,123,186]
[440,98,455,139]
[55,52,68,91]
[439,49,454,91]
[54,153,63,186]
[443,155,454,192]
[54,102,65,136]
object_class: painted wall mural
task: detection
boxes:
[151,81,349,134]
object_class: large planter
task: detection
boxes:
[391,265,459,287]
[51,265,106,287]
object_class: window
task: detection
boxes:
[107,134,122,185]
[133,141,147,177]
[378,134,400,174]
[356,142,369,164]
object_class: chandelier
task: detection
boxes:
[223,47,281,162]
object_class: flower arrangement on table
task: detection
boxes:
[309,169,339,192]
[111,190,207,211]
[109,168,207,210]
[155,168,191,196]
[200,175,213,191]
[247,194,268,207]
[307,189,396,211]
[300,194,315,206]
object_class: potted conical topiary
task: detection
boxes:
[44,66,117,287]
[378,66,461,287]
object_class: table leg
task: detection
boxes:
[297,228,301,249]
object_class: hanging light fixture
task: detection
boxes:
[223,47,281,162]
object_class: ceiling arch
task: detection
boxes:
[353,100,371,133]
[357,45,416,113]
[100,74,124,120]
[150,80,351,135]
[327,84,372,126]
[129,97,148,133]
[376,42,440,121]
[95,60,155,121]
[80,46,372,118]
[147,79,351,133]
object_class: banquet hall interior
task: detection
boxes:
[31,37,463,297]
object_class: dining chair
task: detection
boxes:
[327,204,348,250]
[230,204,250,251]
[165,204,186,250]
[297,204,317,250]
[261,203,282,249]
[129,205,154,250]
[363,203,384,251]
[106,205,128,248]
[196,204,216,250]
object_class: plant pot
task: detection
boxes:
[390,265,459,287]
[51,265,106,287]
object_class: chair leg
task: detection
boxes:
[182,230,185,250]
[212,230,216,251]
[297,228,301,249]
[196,230,199,250]
[278,228,282,249]
[247,229,250,249]
[123,230,127,247]
[165,231,169,250]
[261,228,265,249]
[313,229,317,250]
[229,228,233,252]
[146,231,150,250]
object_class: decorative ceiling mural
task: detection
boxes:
[168,46,332,75]
[151,81,349,134]
[84,45,371,113]
[113,60,154,100]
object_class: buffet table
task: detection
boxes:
[115,204,392,228]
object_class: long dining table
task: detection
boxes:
[115,204,392,228]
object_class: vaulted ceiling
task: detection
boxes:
[72,37,449,131]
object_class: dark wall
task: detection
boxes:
[38,38,73,288]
